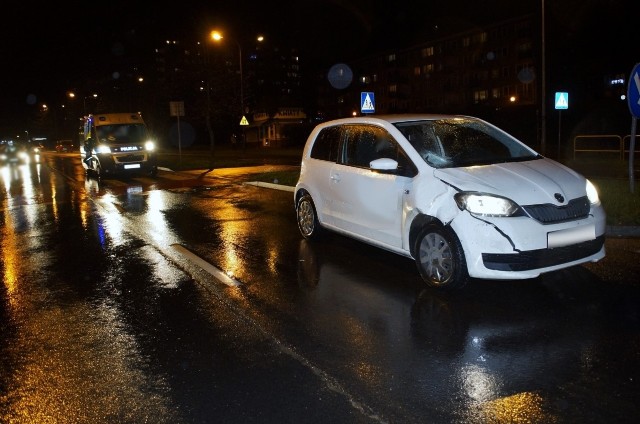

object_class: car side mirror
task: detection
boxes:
[370,157,398,171]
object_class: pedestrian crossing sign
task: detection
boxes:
[361,92,375,114]
[555,92,568,110]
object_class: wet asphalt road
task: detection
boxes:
[1,152,639,423]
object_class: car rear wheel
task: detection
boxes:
[415,224,468,290]
[296,193,323,239]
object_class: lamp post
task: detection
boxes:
[211,31,264,149]
[67,91,98,115]
[210,30,244,115]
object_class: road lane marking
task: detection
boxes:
[243,181,295,192]
[170,243,241,287]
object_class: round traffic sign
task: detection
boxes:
[628,62,640,118]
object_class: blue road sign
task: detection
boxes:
[628,63,640,118]
[361,92,375,113]
[555,92,568,110]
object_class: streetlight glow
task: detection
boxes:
[210,31,222,42]
[68,91,97,115]
[211,31,265,116]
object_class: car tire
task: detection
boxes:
[296,193,323,240]
[414,223,468,290]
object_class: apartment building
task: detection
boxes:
[318,14,541,146]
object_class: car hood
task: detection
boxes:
[433,158,586,206]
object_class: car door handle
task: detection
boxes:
[330,174,341,182]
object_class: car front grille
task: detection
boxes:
[115,154,146,163]
[522,196,590,224]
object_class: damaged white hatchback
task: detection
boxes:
[294,114,606,290]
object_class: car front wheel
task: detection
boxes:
[415,224,468,290]
[296,193,323,240]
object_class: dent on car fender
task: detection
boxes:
[471,215,519,251]
[415,180,458,224]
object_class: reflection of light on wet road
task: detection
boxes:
[97,193,126,247]
[1,166,16,195]
[214,202,250,278]
[1,164,36,309]
[1,211,20,308]
[459,364,499,403]
[464,391,552,423]
[19,166,39,230]
[48,174,60,223]
[145,190,171,245]
[139,245,188,289]
[4,298,180,422]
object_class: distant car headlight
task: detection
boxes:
[96,144,112,154]
[585,179,600,205]
[144,140,155,151]
[454,192,523,217]
[0,153,7,160]
[18,151,29,160]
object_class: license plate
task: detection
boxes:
[548,224,595,248]
[124,163,141,169]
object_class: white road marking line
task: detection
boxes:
[170,243,241,287]
[243,181,295,192]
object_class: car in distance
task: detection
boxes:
[55,140,75,153]
[0,140,30,165]
[80,113,157,178]
[293,114,606,290]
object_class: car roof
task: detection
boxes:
[316,113,476,127]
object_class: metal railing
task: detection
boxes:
[573,135,623,160]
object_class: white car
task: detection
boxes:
[294,114,606,290]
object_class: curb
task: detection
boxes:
[243,181,295,192]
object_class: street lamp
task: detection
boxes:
[210,30,244,115]
[210,31,264,114]
[67,91,98,115]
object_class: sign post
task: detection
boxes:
[555,92,568,160]
[170,101,185,164]
[239,115,249,149]
[627,63,640,193]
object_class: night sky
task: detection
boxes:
[1,0,636,137]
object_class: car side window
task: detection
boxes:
[342,125,417,177]
[310,126,341,162]
[342,125,379,167]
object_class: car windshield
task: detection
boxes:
[395,118,539,168]
[96,124,147,144]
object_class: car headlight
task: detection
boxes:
[454,192,523,217]
[96,144,112,154]
[585,179,600,205]
[144,140,155,151]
